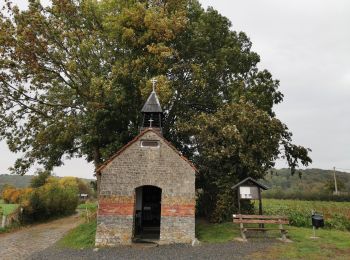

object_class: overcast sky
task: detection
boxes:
[1,0,349,178]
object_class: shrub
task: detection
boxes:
[2,187,33,204]
[24,177,79,221]
[30,170,51,188]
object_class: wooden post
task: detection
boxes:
[1,215,6,228]
[237,188,241,214]
[258,187,263,228]
[239,215,246,240]
[279,221,286,241]
[258,187,263,215]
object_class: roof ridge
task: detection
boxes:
[95,128,197,174]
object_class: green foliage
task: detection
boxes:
[59,202,97,249]
[262,169,350,201]
[0,1,311,222]
[23,177,79,221]
[0,221,21,234]
[261,199,350,231]
[30,170,51,188]
[0,0,189,172]
[58,221,97,249]
[77,202,97,210]
[189,103,310,221]
[264,191,350,202]
[324,179,346,194]
[78,202,97,223]
[76,179,93,196]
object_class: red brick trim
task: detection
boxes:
[98,202,134,216]
[161,204,195,217]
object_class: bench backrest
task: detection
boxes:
[233,214,288,220]
[233,214,289,224]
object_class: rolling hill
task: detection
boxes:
[0,174,94,192]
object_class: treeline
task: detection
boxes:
[264,190,350,202]
[1,172,94,222]
[261,168,350,201]
[0,174,33,191]
[0,173,94,193]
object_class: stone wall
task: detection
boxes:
[95,130,196,246]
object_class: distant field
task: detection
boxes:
[0,203,19,216]
[260,199,350,230]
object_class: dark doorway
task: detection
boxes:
[134,186,162,241]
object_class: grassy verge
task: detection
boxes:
[0,222,21,234]
[196,220,240,243]
[77,202,97,210]
[251,226,350,259]
[58,221,97,249]
[59,216,350,259]
[197,221,350,259]
[0,203,20,215]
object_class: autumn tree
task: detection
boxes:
[0,0,311,221]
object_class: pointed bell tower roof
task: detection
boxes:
[141,90,162,113]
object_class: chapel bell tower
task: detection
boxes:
[140,79,163,134]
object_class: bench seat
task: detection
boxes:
[233,214,289,241]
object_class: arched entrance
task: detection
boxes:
[134,185,162,241]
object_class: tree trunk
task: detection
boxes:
[93,147,102,198]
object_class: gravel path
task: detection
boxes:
[0,214,81,260]
[29,239,276,260]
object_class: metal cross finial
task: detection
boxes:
[151,78,157,92]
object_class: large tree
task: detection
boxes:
[0,0,311,220]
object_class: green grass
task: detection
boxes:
[0,203,19,216]
[60,199,350,258]
[77,202,97,210]
[59,218,350,259]
[197,221,350,259]
[58,221,97,249]
[263,199,350,217]
[251,226,350,259]
[196,220,240,243]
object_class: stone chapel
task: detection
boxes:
[95,86,196,246]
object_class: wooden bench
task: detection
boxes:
[233,214,289,241]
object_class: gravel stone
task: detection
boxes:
[29,239,276,260]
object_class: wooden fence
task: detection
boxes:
[1,208,20,228]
